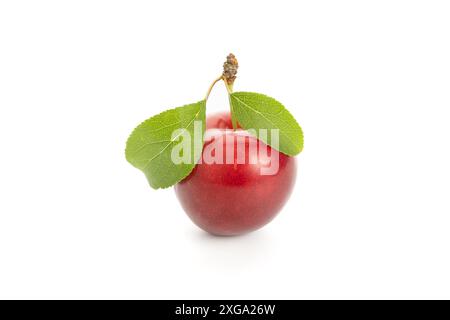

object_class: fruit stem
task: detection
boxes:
[204,76,223,101]
[204,54,239,130]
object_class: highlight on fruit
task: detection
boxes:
[125,54,303,236]
[170,124,281,176]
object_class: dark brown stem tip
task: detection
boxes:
[223,53,239,85]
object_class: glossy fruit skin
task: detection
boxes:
[174,112,297,236]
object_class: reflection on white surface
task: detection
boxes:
[187,228,274,269]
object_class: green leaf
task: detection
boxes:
[125,100,206,189]
[230,92,303,155]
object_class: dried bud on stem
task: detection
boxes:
[222,53,239,85]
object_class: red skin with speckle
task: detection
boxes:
[174,112,297,236]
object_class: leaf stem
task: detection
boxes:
[223,78,238,129]
[223,79,233,94]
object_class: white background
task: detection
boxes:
[1,1,449,299]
